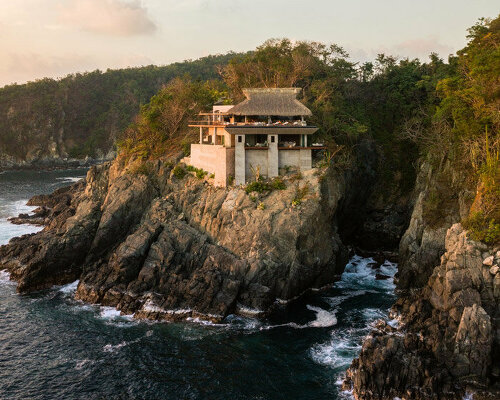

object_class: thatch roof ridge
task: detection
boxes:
[228,87,312,116]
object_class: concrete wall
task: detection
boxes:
[278,149,312,171]
[190,144,234,187]
[299,149,312,170]
[245,150,268,180]
[190,140,312,187]
[225,147,235,184]
[279,150,300,169]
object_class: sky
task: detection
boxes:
[0,0,498,87]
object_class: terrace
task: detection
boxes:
[241,133,325,150]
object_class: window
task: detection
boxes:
[238,136,242,143]
[271,136,275,143]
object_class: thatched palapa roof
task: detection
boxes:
[228,88,312,117]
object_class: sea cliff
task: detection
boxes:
[1,147,498,398]
[344,161,500,399]
[0,149,376,321]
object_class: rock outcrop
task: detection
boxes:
[0,157,359,322]
[397,160,475,289]
[344,223,500,399]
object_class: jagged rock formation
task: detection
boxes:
[0,157,363,321]
[345,224,499,399]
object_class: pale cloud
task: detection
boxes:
[58,0,157,36]
[393,36,454,59]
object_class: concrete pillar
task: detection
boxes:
[267,134,278,178]
[304,134,307,147]
[212,127,216,145]
[235,134,246,185]
[224,132,231,148]
[199,127,203,144]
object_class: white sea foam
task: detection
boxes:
[224,314,262,330]
[59,280,79,294]
[323,289,369,308]
[306,305,338,328]
[334,256,397,292]
[0,270,11,281]
[103,341,129,352]
[387,318,400,328]
[0,220,43,245]
[310,329,363,368]
[103,331,150,352]
[363,308,388,320]
[75,359,94,370]
[0,270,15,287]
[0,199,43,245]
[11,199,36,215]
[99,306,124,319]
[260,306,338,331]
[56,176,85,183]
[338,389,355,400]
[95,306,137,328]
[309,255,399,376]
[186,317,224,327]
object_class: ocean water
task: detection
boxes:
[0,169,397,400]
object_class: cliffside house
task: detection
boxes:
[187,88,322,187]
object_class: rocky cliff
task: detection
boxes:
[344,224,499,399]
[344,159,499,399]
[398,160,476,289]
[0,154,370,321]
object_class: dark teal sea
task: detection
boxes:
[0,169,397,400]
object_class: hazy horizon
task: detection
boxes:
[1,1,498,87]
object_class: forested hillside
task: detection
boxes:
[120,16,498,244]
[0,53,237,167]
[2,15,498,246]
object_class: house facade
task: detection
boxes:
[187,88,322,187]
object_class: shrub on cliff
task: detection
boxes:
[271,177,286,190]
[436,16,500,240]
[463,212,500,245]
[172,165,186,179]
[245,181,270,194]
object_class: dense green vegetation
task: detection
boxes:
[0,53,238,161]
[117,77,225,162]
